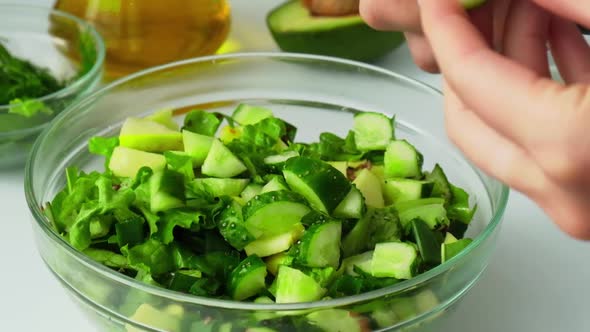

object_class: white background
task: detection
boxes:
[1,0,589,331]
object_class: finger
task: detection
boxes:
[532,0,590,29]
[419,0,564,148]
[503,0,551,77]
[549,16,590,84]
[405,32,439,73]
[442,81,548,198]
[359,0,422,32]
[542,186,590,240]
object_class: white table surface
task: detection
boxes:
[1,1,590,331]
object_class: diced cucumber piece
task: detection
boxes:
[261,176,289,193]
[295,221,342,269]
[182,130,214,166]
[341,206,402,257]
[264,150,299,172]
[265,252,293,276]
[411,219,442,265]
[341,211,372,258]
[192,178,250,197]
[232,104,274,125]
[341,251,373,276]
[228,255,268,301]
[353,112,394,151]
[441,238,473,262]
[241,183,263,202]
[243,191,311,238]
[219,125,242,144]
[245,223,305,257]
[425,164,453,203]
[201,139,247,178]
[150,169,185,213]
[383,179,434,204]
[119,117,183,153]
[328,161,348,176]
[398,203,449,232]
[414,289,440,313]
[283,157,351,214]
[371,242,419,280]
[384,140,423,179]
[275,266,326,303]
[333,185,366,219]
[395,198,446,211]
[146,108,179,131]
[444,232,458,244]
[108,146,166,178]
[126,304,183,332]
[307,309,366,332]
[353,168,384,208]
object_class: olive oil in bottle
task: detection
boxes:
[54,0,231,80]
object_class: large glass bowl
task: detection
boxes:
[25,53,509,332]
[0,5,105,168]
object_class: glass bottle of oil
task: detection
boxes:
[54,0,231,80]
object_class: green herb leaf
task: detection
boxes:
[89,136,119,169]
[8,98,53,118]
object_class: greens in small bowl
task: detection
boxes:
[0,5,104,167]
[26,53,508,332]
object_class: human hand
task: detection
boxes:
[359,0,512,72]
[418,0,590,239]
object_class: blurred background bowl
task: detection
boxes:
[0,5,104,168]
[25,53,508,332]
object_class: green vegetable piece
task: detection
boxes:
[156,208,203,244]
[232,104,274,125]
[411,218,442,266]
[283,156,351,214]
[442,238,473,262]
[295,221,342,269]
[8,98,53,118]
[397,199,449,232]
[166,270,202,292]
[108,146,166,178]
[240,183,263,202]
[307,309,366,332]
[182,130,214,166]
[353,112,394,151]
[425,164,453,203]
[263,150,299,173]
[275,265,326,303]
[384,140,423,179]
[126,304,183,332]
[243,190,311,238]
[123,239,174,275]
[228,255,268,301]
[146,108,179,131]
[115,217,144,248]
[333,185,366,219]
[371,242,419,280]
[216,198,256,250]
[340,251,373,276]
[193,178,250,197]
[89,136,120,169]
[447,183,478,224]
[353,168,384,208]
[265,252,293,276]
[260,175,289,193]
[164,151,195,180]
[118,117,183,152]
[83,248,127,268]
[202,139,248,178]
[150,169,185,213]
[245,223,304,257]
[183,109,222,136]
[383,179,434,204]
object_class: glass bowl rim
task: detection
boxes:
[0,4,106,138]
[25,52,510,312]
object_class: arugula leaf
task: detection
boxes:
[164,151,194,180]
[122,239,175,275]
[304,131,363,161]
[89,136,119,168]
[182,110,223,136]
[8,98,53,118]
[155,208,204,245]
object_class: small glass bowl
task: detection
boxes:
[25,53,508,331]
[0,5,105,168]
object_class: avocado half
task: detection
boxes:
[267,0,405,62]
